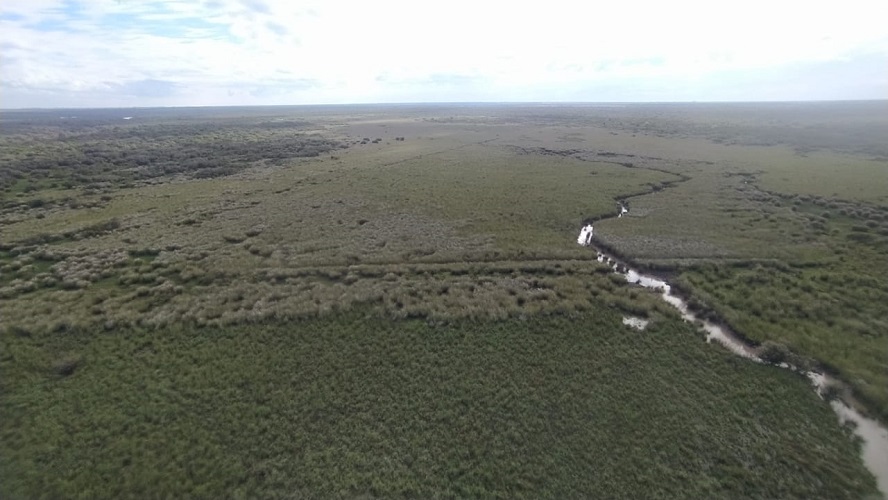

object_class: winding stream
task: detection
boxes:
[580,221,888,497]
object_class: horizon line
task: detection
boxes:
[2,98,887,112]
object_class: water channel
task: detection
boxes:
[580,217,888,496]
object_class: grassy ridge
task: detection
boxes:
[0,311,877,498]
[0,255,676,334]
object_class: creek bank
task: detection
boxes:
[580,228,888,497]
[567,147,887,494]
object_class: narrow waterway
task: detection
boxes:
[581,224,888,497]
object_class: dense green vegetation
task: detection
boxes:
[1,312,877,498]
[1,103,885,497]
[596,158,888,421]
[0,114,341,193]
[677,259,888,419]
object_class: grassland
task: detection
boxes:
[1,311,877,498]
[589,114,888,420]
[1,103,886,497]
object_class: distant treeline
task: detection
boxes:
[0,118,343,192]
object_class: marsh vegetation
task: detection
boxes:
[1,102,886,497]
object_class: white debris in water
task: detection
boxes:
[625,269,668,291]
[123,116,133,120]
[807,372,828,396]
[577,224,594,246]
[624,267,760,360]
[622,316,649,330]
[661,291,687,312]
[704,325,760,360]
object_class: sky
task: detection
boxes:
[1,0,886,108]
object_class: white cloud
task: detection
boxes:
[1,0,886,107]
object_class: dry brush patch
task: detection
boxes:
[1,255,675,335]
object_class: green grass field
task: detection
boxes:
[592,139,888,421]
[1,103,886,497]
[1,311,878,498]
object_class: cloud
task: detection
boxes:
[376,73,486,87]
[112,79,180,98]
[240,0,270,14]
[237,79,319,97]
[0,0,886,107]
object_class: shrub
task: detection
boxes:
[758,341,791,364]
